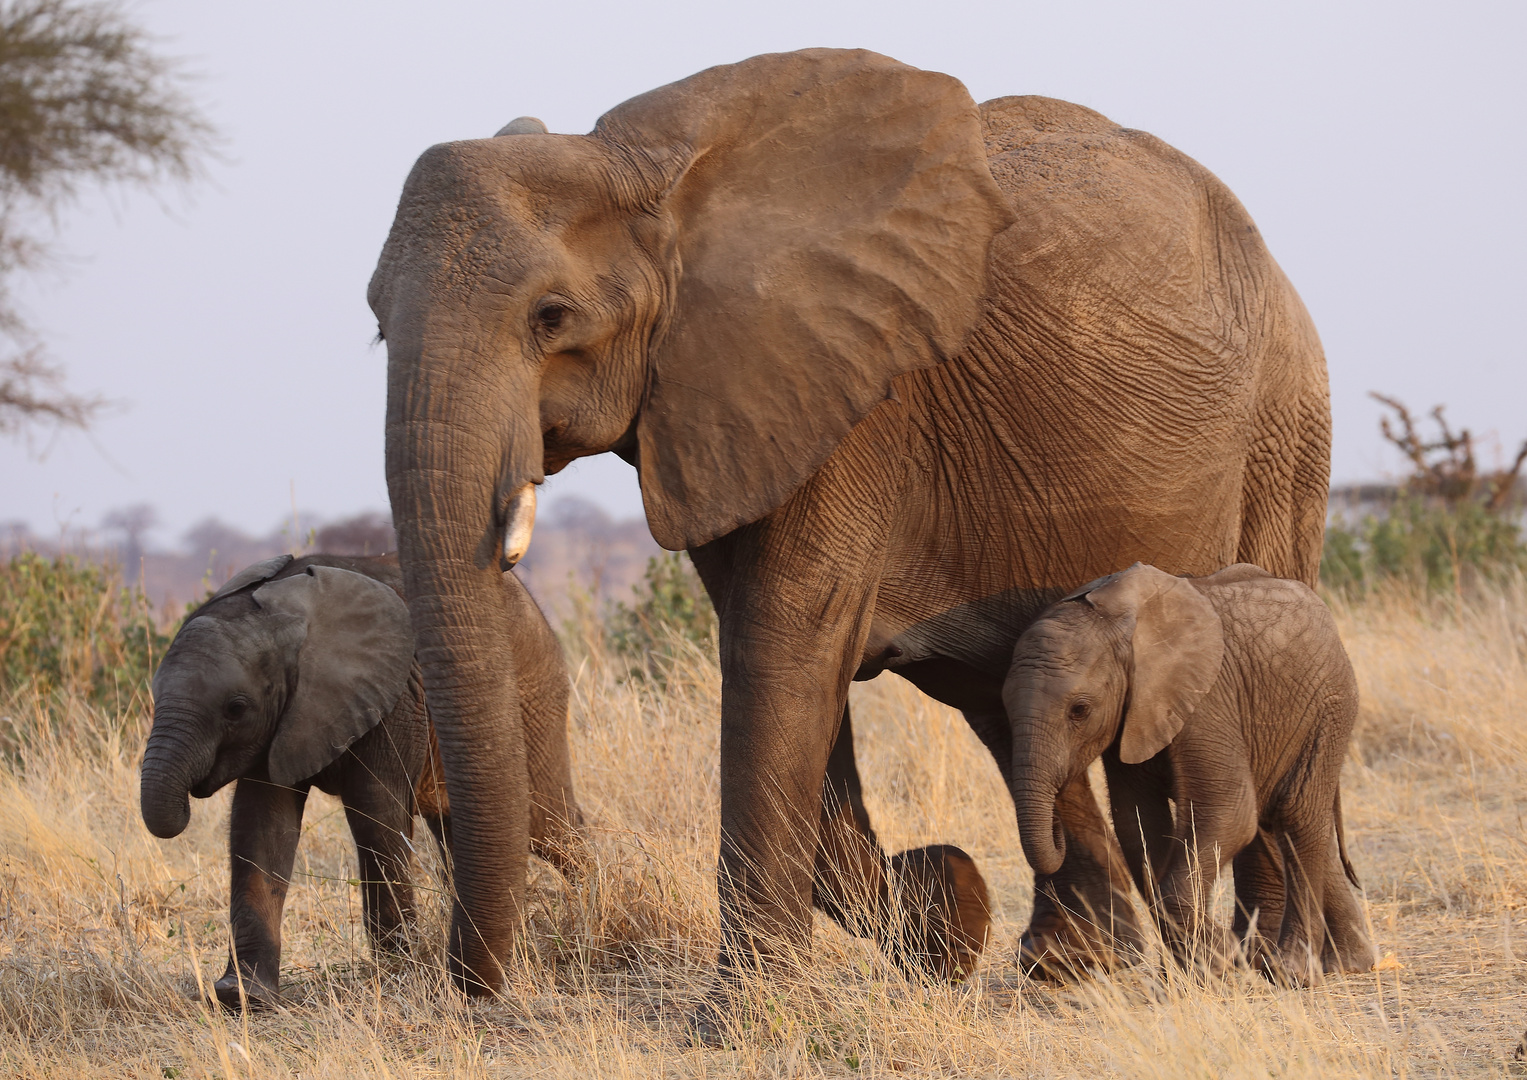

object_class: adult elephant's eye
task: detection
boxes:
[225,696,250,721]
[1067,699,1091,723]
[535,303,567,333]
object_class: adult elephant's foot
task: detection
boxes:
[1018,912,1139,982]
[213,958,281,1011]
[1019,872,1144,982]
[884,845,992,980]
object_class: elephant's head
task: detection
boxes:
[139,557,414,840]
[369,48,1013,991]
[1003,563,1224,876]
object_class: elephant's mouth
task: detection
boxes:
[190,758,239,798]
[541,421,570,463]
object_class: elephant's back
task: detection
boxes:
[978,94,1254,237]
[1201,574,1356,705]
[977,94,1272,358]
[1197,574,1357,784]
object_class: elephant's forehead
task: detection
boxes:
[1019,608,1103,660]
[165,616,254,668]
[403,136,619,228]
[381,137,627,304]
[156,618,253,693]
[172,614,233,646]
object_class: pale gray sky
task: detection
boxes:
[4,0,1523,546]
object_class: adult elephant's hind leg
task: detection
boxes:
[813,703,886,937]
[813,705,991,979]
[1020,770,1144,980]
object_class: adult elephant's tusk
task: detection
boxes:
[501,483,537,569]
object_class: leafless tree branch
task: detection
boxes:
[1371,391,1524,511]
[0,0,212,437]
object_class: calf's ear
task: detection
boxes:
[252,566,414,786]
[1076,563,1224,765]
[209,554,294,601]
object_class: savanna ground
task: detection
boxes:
[2,567,1527,1078]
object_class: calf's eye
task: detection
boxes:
[1067,700,1092,722]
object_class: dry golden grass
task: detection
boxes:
[3,580,1527,1077]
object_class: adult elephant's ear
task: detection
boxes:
[252,566,415,787]
[595,49,1014,550]
[1079,564,1226,765]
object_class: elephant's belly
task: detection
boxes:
[856,585,1057,682]
[854,356,1246,684]
[876,655,1006,716]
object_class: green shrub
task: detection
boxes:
[0,551,173,716]
[605,552,716,683]
[1321,495,1527,594]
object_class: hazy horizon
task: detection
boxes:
[3,0,1523,547]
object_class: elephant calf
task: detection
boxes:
[1003,562,1373,982]
[139,553,581,1009]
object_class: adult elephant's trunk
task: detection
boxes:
[140,707,214,839]
[385,321,540,996]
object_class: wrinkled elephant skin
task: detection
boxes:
[1004,563,1374,981]
[371,48,1332,992]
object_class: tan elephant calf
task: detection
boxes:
[1004,562,1373,982]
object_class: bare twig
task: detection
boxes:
[1369,392,1510,509]
[1486,441,1527,513]
[0,347,101,432]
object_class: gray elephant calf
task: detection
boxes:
[140,553,580,1009]
[1004,562,1373,982]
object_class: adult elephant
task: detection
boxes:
[372,48,1330,994]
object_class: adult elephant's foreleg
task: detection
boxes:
[1020,770,1143,979]
[707,528,886,980]
[716,660,846,975]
